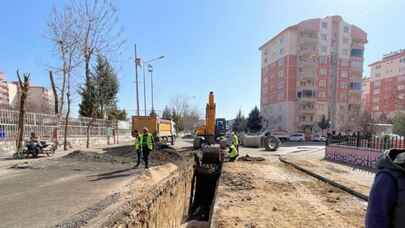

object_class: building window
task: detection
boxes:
[343,26,349,33]
[321,34,327,41]
[319,91,326,98]
[319,56,328,64]
[351,49,364,57]
[321,22,328,29]
[399,85,405,90]
[278,71,283,78]
[400,58,405,63]
[373,88,380,94]
[320,68,327,75]
[342,49,349,55]
[340,82,347,89]
[321,46,327,53]
[319,80,326,88]
[350,82,362,90]
[278,58,284,65]
[279,36,284,44]
[340,71,348,78]
[343,38,350,44]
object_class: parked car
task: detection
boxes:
[289,133,305,142]
[312,134,327,142]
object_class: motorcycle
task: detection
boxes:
[22,140,56,158]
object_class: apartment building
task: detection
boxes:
[260,16,367,133]
[8,81,55,114]
[0,72,9,108]
[363,49,405,119]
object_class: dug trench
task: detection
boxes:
[78,145,223,228]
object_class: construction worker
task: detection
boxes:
[140,127,154,169]
[228,144,238,162]
[366,148,405,228]
[133,130,142,168]
[232,131,239,151]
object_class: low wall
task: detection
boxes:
[0,134,133,157]
[325,145,382,170]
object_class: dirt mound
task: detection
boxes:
[222,171,255,191]
[237,155,265,162]
[63,150,133,163]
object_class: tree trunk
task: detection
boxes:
[49,71,60,145]
[86,117,95,148]
[15,71,30,159]
[63,82,71,150]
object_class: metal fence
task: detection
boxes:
[327,133,405,152]
[0,109,131,142]
[326,133,405,170]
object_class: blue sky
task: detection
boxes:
[0,0,403,119]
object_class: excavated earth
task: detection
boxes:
[210,157,367,228]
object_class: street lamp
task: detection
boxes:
[140,55,164,116]
[148,64,154,113]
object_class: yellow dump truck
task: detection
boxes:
[131,116,176,145]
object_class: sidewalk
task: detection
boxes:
[283,149,375,196]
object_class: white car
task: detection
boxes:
[312,134,327,142]
[289,133,305,142]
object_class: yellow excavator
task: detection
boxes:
[189,91,224,221]
[193,91,226,149]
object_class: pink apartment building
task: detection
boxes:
[259,16,367,133]
[363,49,405,119]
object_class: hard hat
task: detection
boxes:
[143,127,149,131]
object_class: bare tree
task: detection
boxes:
[48,4,81,150]
[14,71,30,159]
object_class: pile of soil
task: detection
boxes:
[237,154,265,162]
[222,171,255,191]
[62,151,133,164]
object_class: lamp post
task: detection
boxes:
[148,64,154,112]
[141,56,164,115]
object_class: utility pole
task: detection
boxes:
[148,64,154,112]
[142,63,147,116]
[134,44,140,116]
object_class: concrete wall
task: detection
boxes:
[325,145,381,170]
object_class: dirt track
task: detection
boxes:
[212,156,367,228]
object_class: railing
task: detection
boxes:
[0,109,131,142]
[325,133,405,170]
[327,134,405,151]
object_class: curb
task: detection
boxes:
[279,156,369,202]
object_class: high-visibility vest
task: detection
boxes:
[229,144,238,158]
[141,133,154,150]
[134,135,141,150]
[232,134,239,146]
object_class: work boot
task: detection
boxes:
[133,164,139,169]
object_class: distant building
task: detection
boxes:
[0,72,9,108]
[8,81,55,114]
[362,49,405,119]
[259,15,367,133]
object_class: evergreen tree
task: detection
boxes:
[94,55,119,118]
[246,106,262,133]
[232,110,247,132]
[393,112,405,136]
[317,115,330,135]
[162,106,172,119]
[78,79,97,117]
[150,109,157,117]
